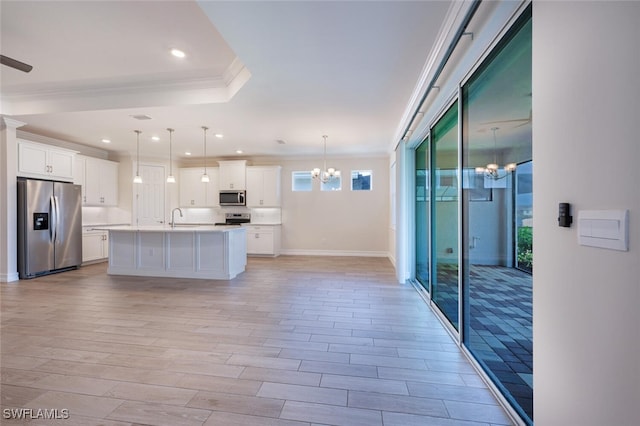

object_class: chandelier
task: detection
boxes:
[311,135,340,183]
[476,127,516,180]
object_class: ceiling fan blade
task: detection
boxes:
[513,120,531,128]
[0,55,33,73]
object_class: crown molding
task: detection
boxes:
[391,0,476,149]
[1,57,251,116]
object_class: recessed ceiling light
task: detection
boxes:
[101,139,111,144]
[215,133,224,139]
[236,150,243,154]
[170,48,186,58]
[151,136,160,141]
[185,152,191,156]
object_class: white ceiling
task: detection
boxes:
[0,0,452,160]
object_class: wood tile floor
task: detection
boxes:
[1,256,513,425]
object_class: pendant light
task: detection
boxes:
[166,128,176,183]
[311,135,340,183]
[133,130,142,184]
[201,126,210,183]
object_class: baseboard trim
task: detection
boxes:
[279,249,389,258]
[0,272,20,283]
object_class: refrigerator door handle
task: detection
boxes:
[55,195,61,243]
[52,195,60,243]
[50,195,56,243]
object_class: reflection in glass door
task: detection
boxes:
[461,7,532,424]
[431,102,459,330]
[415,138,430,291]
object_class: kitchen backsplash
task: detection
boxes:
[172,207,281,225]
[82,206,131,226]
[83,206,281,226]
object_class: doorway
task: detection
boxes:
[135,164,166,226]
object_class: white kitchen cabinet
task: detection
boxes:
[81,156,119,206]
[218,160,246,190]
[245,225,281,256]
[246,166,281,207]
[179,167,219,207]
[18,139,76,182]
[74,154,85,188]
[82,229,109,263]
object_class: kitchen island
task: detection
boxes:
[100,226,246,280]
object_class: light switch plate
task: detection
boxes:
[578,209,629,251]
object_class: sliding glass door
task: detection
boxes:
[431,102,459,330]
[411,5,532,424]
[461,8,533,424]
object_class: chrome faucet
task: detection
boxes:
[171,207,183,228]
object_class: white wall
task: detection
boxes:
[279,156,389,256]
[533,2,640,424]
[176,154,391,256]
[0,118,22,282]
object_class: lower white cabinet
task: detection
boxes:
[82,229,109,263]
[245,225,281,256]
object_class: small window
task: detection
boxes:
[292,171,312,191]
[320,176,342,191]
[351,170,372,191]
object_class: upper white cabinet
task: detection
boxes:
[75,155,119,206]
[179,167,219,207]
[18,139,76,182]
[218,160,246,190]
[246,166,282,207]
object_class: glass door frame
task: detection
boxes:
[431,97,461,334]
[413,136,431,296]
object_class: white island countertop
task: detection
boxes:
[103,225,246,280]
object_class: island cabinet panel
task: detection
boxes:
[196,233,225,272]
[110,232,136,269]
[228,226,247,273]
[138,232,165,270]
[105,227,246,280]
[166,233,195,271]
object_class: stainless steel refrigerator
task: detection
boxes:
[17,178,82,278]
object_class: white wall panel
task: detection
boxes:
[532,2,640,424]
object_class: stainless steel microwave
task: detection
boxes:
[219,190,246,206]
